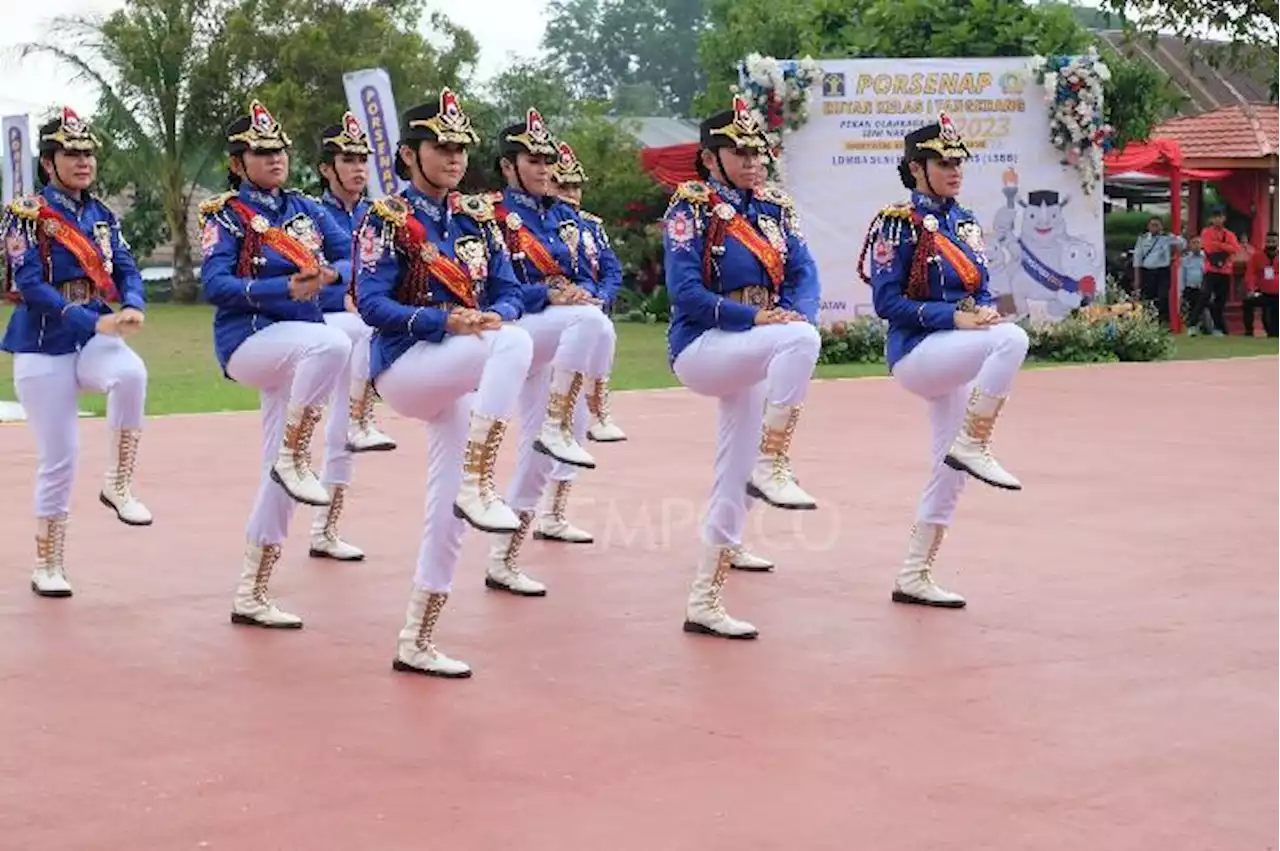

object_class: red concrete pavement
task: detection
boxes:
[0,357,1275,850]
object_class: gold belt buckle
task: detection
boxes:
[728,285,773,309]
[62,279,94,304]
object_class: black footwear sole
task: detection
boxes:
[391,658,473,678]
[745,482,817,510]
[586,434,627,443]
[31,583,72,598]
[307,548,366,562]
[346,442,397,453]
[682,620,759,639]
[532,439,596,469]
[891,590,966,609]
[99,492,154,526]
[532,530,595,544]
[230,612,304,628]
[452,503,520,535]
[270,469,332,507]
[730,563,774,573]
[484,576,547,597]
[942,456,1023,491]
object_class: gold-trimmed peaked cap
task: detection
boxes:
[550,141,587,185]
[699,95,769,152]
[499,108,558,160]
[227,100,292,155]
[38,107,100,156]
[904,112,970,161]
[320,111,372,158]
[400,88,480,147]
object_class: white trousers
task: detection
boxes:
[549,306,619,484]
[673,322,821,547]
[12,335,148,518]
[320,310,373,486]
[505,305,616,512]
[376,326,534,592]
[226,321,352,546]
[892,322,1030,526]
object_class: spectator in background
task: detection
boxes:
[1180,235,1210,336]
[1243,231,1279,338]
[1132,216,1185,326]
[1199,208,1240,335]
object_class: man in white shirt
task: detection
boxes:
[1133,217,1186,326]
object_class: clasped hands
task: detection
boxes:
[953,305,1004,330]
[95,307,146,338]
[753,307,808,325]
[445,307,504,336]
[288,266,340,301]
[546,279,601,307]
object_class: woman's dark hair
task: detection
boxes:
[897,158,915,191]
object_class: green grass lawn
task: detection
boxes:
[0,304,1274,416]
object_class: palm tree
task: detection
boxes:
[19,0,244,302]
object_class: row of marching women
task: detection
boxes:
[3,91,1031,679]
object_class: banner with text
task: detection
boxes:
[2,115,33,206]
[342,68,404,199]
[782,57,1104,324]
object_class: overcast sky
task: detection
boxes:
[0,0,548,121]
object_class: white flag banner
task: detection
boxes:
[2,115,34,205]
[342,68,404,199]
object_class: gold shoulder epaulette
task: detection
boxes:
[451,192,497,223]
[6,195,43,221]
[672,180,711,206]
[756,184,794,208]
[199,191,235,217]
[880,202,914,220]
[370,195,410,228]
[579,210,603,225]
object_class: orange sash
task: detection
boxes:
[723,212,785,288]
[932,230,982,291]
[226,198,320,274]
[495,203,565,279]
[398,211,477,308]
[37,203,120,302]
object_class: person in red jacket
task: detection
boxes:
[1198,208,1241,335]
[1243,231,1279,337]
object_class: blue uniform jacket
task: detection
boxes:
[354,185,526,383]
[868,190,995,371]
[2,184,146,355]
[199,183,353,375]
[496,187,597,314]
[574,208,624,309]
[319,189,369,313]
[661,179,820,365]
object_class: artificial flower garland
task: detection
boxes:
[1029,48,1115,196]
[732,53,823,181]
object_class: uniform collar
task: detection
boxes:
[43,183,88,215]
[911,190,955,214]
[708,179,748,209]
[240,182,284,212]
[504,186,552,214]
[403,184,446,223]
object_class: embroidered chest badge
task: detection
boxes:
[872,233,894,269]
[756,215,787,257]
[666,210,694,251]
[93,221,114,274]
[455,235,489,283]
[957,220,986,256]
[283,215,323,254]
[358,225,380,270]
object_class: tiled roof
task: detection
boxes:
[1155,104,1279,161]
[1094,30,1276,115]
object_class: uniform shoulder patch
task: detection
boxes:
[199,191,235,217]
[672,180,711,206]
[449,192,497,223]
[7,194,44,221]
[369,196,410,228]
[880,201,914,220]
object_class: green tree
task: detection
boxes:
[695,0,1182,143]
[543,0,709,116]
[1095,0,1278,89]
[20,0,243,301]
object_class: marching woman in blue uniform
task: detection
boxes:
[483,108,616,597]
[861,114,1028,609]
[305,113,395,565]
[2,107,151,598]
[663,96,823,640]
[532,141,627,545]
[199,100,354,629]
[354,90,534,677]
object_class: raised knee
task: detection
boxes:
[318,325,354,360]
[790,321,822,357]
[498,325,535,361]
[997,322,1030,356]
